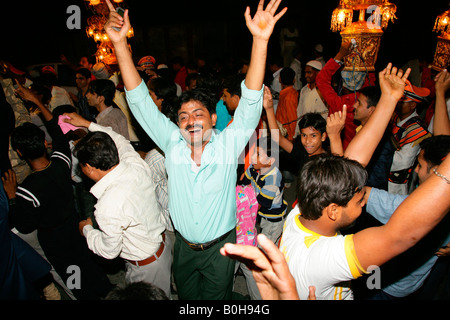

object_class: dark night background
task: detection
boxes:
[1,0,449,76]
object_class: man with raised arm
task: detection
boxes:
[103,0,287,300]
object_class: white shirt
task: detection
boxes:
[48,86,74,112]
[83,123,165,261]
[290,58,302,91]
[280,206,366,300]
[295,85,328,137]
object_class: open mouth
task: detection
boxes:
[188,128,202,135]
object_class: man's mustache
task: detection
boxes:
[185,124,203,131]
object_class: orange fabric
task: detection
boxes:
[275,86,299,141]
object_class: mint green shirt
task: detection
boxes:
[126,80,263,243]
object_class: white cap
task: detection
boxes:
[306,60,323,71]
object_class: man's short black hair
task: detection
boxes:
[11,123,46,161]
[297,154,368,220]
[76,68,92,80]
[177,88,217,118]
[222,74,246,98]
[420,135,450,169]
[359,86,382,109]
[88,79,116,106]
[74,132,119,171]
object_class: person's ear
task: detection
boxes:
[321,132,327,142]
[325,203,341,221]
[97,95,105,105]
[211,113,218,127]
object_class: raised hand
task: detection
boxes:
[263,86,274,110]
[435,69,450,95]
[220,234,300,300]
[63,112,91,129]
[14,79,38,104]
[104,0,131,44]
[245,0,287,41]
[379,63,411,101]
[327,105,347,137]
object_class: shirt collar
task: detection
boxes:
[90,162,125,199]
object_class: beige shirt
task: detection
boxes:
[83,123,164,261]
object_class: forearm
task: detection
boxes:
[246,39,268,91]
[345,95,398,167]
[434,90,450,135]
[113,40,142,92]
[84,225,122,260]
[355,156,450,269]
[328,134,344,156]
[32,99,53,122]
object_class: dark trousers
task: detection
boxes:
[173,229,236,300]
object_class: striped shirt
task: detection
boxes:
[145,148,173,232]
[12,118,76,233]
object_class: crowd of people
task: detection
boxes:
[1,0,449,301]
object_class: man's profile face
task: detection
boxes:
[177,100,217,148]
[221,89,239,115]
[339,188,367,229]
[353,94,372,123]
[415,150,433,185]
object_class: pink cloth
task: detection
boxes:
[58,115,81,134]
[236,185,258,246]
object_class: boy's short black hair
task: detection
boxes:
[280,67,295,86]
[11,123,46,161]
[297,154,368,220]
[298,112,327,134]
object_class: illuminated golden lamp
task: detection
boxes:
[432,6,450,71]
[330,0,397,72]
[85,0,133,65]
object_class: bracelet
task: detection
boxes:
[334,59,344,66]
[433,168,450,184]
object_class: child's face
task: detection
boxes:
[300,127,326,156]
[251,146,273,170]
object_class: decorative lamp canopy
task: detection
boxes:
[330,0,397,71]
[85,0,133,65]
[433,8,450,38]
[432,5,450,71]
